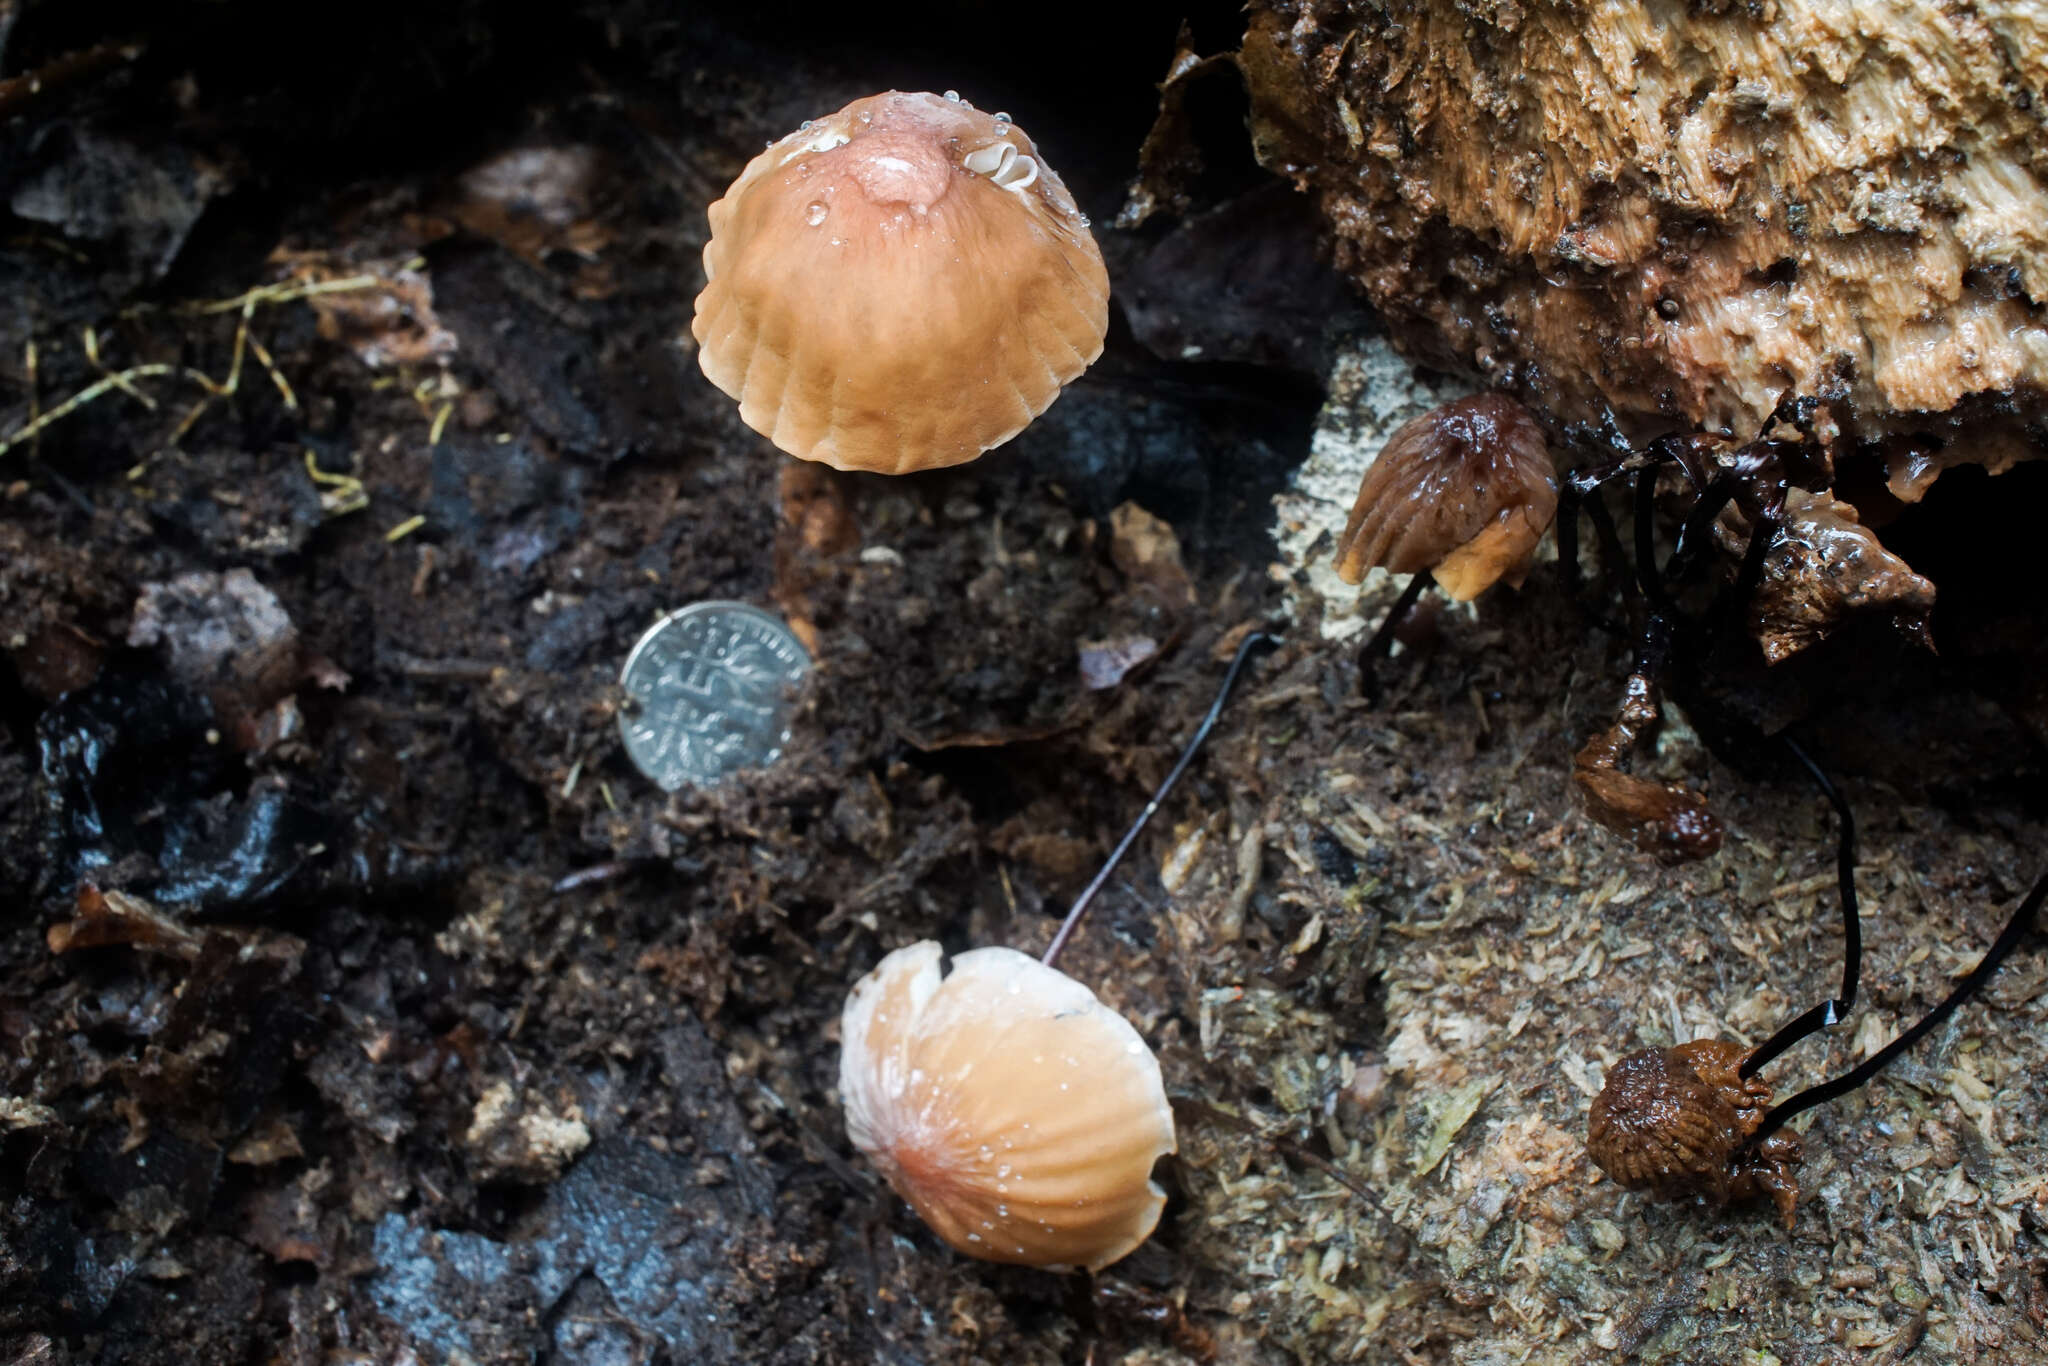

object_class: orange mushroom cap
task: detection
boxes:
[1333,393,1558,601]
[839,941,1176,1272]
[692,91,1109,475]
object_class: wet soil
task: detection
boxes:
[2,4,2045,1365]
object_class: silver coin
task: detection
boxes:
[617,601,812,791]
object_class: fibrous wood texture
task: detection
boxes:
[1242,0,2048,497]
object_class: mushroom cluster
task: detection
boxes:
[692,91,1108,475]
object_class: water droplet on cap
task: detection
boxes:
[994,111,1011,124]
[943,90,960,102]
[799,119,813,130]
[804,201,828,227]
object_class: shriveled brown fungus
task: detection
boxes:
[1571,670,1724,864]
[1334,392,1558,601]
[839,942,1176,1272]
[1586,1038,1802,1225]
[692,91,1109,475]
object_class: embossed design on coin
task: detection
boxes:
[618,602,811,791]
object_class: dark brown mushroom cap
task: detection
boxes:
[1332,393,1558,600]
[1586,1038,1802,1223]
[1587,1039,1753,1194]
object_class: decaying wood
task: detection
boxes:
[1241,0,2048,497]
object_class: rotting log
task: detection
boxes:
[1241,0,2048,501]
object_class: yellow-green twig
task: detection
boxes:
[0,363,187,458]
[244,331,298,411]
[303,448,368,518]
[82,327,156,409]
[5,272,384,461]
[186,274,384,316]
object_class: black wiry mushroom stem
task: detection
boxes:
[1042,632,1281,970]
[1740,736,1863,1078]
[1714,510,1781,649]
[1556,460,1637,636]
[1743,863,2048,1150]
[1355,573,1429,704]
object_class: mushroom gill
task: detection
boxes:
[838,941,1176,1272]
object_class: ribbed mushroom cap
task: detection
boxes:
[1585,1037,1801,1223]
[839,941,1176,1272]
[1333,393,1558,600]
[692,91,1109,475]
[1586,1039,1755,1195]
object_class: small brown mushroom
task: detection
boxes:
[838,941,1176,1272]
[1586,1038,1802,1225]
[692,91,1108,475]
[1333,393,1559,601]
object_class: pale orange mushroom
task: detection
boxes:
[692,91,1109,475]
[839,941,1175,1272]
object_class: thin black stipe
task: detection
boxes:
[1714,512,1780,649]
[1556,463,1634,637]
[1355,573,1428,704]
[1662,474,1735,589]
[1633,465,1674,617]
[1740,736,1862,1078]
[1743,864,2048,1149]
[1041,631,1282,970]
[1561,445,1784,653]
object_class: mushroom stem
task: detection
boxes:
[1742,861,2048,1149]
[1355,573,1429,704]
[1739,735,1862,1078]
[1042,631,1281,969]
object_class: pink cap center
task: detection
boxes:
[844,132,953,210]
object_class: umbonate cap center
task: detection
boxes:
[844,132,953,210]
